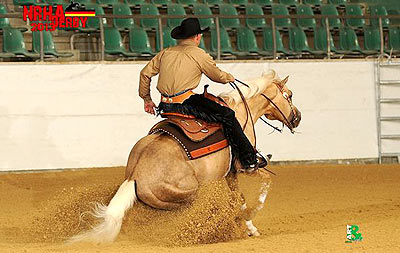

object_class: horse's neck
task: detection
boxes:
[222,95,268,145]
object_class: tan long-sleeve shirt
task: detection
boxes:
[139,40,234,102]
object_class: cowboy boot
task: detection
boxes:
[246,151,271,173]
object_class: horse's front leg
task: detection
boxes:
[226,168,272,237]
[243,169,272,236]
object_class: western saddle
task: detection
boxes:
[149,86,230,159]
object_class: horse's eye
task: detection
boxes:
[283,92,289,99]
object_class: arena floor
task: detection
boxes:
[0,164,399,253]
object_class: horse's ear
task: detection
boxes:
[281,76,289,86]
[262,69,275,77]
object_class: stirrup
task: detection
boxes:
[240,151,272,173]
[256,150,271,168]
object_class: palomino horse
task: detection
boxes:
[69,69,301,243]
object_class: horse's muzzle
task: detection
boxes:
[289,107,301,128]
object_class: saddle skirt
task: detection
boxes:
[149,115,228,159]
[149,87,230,160]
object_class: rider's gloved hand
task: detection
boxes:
[144,100,156,115]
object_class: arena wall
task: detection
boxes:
[0,60,380,171]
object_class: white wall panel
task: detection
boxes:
[0,61,380,171]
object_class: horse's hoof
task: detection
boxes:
[247,230,260,237]
[245,220,260,237]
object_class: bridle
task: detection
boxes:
[259,79,298,134]
[229,78,298,147]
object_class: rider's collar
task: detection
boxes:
[178,40,198,47]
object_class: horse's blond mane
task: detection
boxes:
[219,69,281,104]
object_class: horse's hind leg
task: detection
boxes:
[136,170,199,210]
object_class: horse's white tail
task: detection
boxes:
[67,179,137,244]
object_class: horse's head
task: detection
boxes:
[259,70,301,132]
[219,70,301,133]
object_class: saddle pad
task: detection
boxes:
[149,122,229,160]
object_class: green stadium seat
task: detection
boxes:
[296,4,316,29]
[321,4,342,29]
[204,0,223,5]
[0,51,15,58]
[289,27,313,54]
[388,9,400,26]
[78,4,106,31]
[236,27,261,55]
[272,4,293,28]
[129,27,154,55]
[152,0,171,5]
[304,0,322,6]
[387,27,400,53]
[313,27,337,53]
[254,0,273,8]
[156,27,177,52]
[167,4,186,28]
[97,0,118,5]
[0,19,15,58]
[13,0,42,5]
[362,26,381,54]
[104,27,137,57]
[219,4,240,29]
[262,27,290,55]
[2,27,39,58]
[246,4,267,29]
[328,0,347,4]
[44,0,66,4]
[210,27,235,55]
[140,4,160,29]
[125,0,145,6]
[113,3,135,30]
[32,30,73,57]
[177,0,197,5]
[338,27,362,54]
[229,0,248,5]
[74,0,92,4]
[279,0,298,6]
[0,4,10,30]
[345,4,365,28]
[369,5,390,28]
[193,4,214,28]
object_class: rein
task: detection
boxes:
[229,81,257,146]
[230,79,278,176]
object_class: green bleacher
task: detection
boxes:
[0,0,399,61]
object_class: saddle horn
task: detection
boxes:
[203,84,210,96]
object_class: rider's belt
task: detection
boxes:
[161,90,195,104]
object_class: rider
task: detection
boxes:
[139,18,267,171]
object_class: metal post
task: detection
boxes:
[99,17,105,61]
[158,18,164,51]
[271,17,277,59]
[215,17,221,61]
[325,17,331,60]
[39,29,44,62]
[375,61,382,163]
[378,17,384,56]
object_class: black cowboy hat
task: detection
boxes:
[171,18,209,40]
